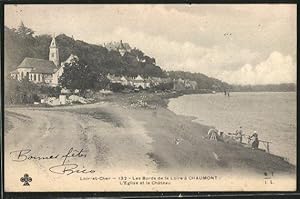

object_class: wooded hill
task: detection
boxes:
[4,24,164,77]
[4,24,229,90]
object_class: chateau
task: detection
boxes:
[10,35,77,86]
[103,40,131,56]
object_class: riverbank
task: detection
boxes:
[168,91,297,165]
[102,92,296,172]
[6,91,296,173]
[5,93,296,187]
[4,91,296,191]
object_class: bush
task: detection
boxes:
[5,78,40,104]
[154,82,174,91]
[39,85,62,97]
[110,83,125,92]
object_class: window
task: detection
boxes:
[38,74,40,82]
[34,74,36,81]
[52,53,55,58]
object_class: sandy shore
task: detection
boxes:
[4,92,296,191]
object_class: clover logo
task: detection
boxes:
[20,174,32,186]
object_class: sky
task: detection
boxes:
[5,4,297,85]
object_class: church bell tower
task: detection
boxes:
[49,34,60,66]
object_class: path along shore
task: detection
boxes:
[4,92,295,191]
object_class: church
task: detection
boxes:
[10,35,77,87]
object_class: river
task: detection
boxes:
[168,92,296,165]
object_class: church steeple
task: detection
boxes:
[49,34,59,66]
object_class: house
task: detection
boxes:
[107,74,122,84]
[184,80,198,90]
[173,78,197,90]
[107,74,133,86]
[107,74,166,89]
[150,77,162,86]
[120,76,134,86]
[148,77,173,87]
[10,35,77,87]
[132,75,150,89]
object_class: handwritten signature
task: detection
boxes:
[49,163,95,175]
[10,148,96,175]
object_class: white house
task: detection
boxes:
[120,76,133,86]
[133,75,150,89]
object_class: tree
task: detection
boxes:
[95,73,110,90]
[16,21,35,38]
[5,78,40,104]
[144,55,156,65]
[131,48,144,60]
[110,83,125,92]
[168,70,230,90]
[59,58,108,92]
[39,85,62,97]
[4,25,231,87]
[5,25,168,79]
[154,82,174,91]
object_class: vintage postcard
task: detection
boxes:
[4,4,296,192]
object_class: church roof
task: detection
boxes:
[50,36,57,48]
[17,57,58,74]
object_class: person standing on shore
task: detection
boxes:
[235,126,243,143]
[250,131,259,149]
[218,131,224,142]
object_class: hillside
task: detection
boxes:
[4,24,232,91]
[168,70,230,91]
[4,24,164,78]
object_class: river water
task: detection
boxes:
[168,92,296,165]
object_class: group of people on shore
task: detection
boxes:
[224,90,230,97]
[207,126,260,149]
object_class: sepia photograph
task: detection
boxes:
[3,4,297,192]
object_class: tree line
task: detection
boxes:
[4,23,165,78]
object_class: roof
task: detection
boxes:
[50,36,57,48]
[17,57,58,74]
[135,75,144,81]
[120,76,128,81]
[61,54,79,65]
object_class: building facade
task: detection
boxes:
[10,35,76,87]
[103,40,131,56]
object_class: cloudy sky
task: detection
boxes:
[5,4,296,85]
